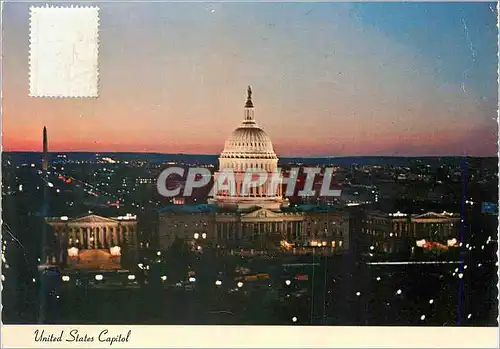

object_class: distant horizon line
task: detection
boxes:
[2,150,497,159]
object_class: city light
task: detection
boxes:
[4,108,497,329]
[110,246,121,256]
[416,239,427,248]
[67,247,79,257]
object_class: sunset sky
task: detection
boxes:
[2,1,498,156]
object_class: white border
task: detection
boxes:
[1,325,499,348]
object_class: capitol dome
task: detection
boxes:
[210,86,285,210]
[221,126,277,159]
[219,86,278,172]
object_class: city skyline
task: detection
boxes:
[3,2,498,157]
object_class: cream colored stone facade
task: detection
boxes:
[46,214,138,265]
[158,206,350,254]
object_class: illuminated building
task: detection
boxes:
[362,210,460,253]
[209,86,286,210]
[159,87,350,254]
[45,214,138,270]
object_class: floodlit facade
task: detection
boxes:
[362,210,461,253]
[159,87,350,254]
[45,214,139,270]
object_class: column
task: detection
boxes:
[107,226,111,248]
[117,225,122,245]
[79,228,83,247]
[84,227,88,249]
[102,226,107,248]
[96,227,101,248]
[101,225,109,249]
[95,226,100,248]
[100,226,104,248]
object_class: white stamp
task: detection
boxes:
[29,6,99,98]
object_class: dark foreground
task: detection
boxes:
[3,255,498,326]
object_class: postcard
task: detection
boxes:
[1,0,498,348]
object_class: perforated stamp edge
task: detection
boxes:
[28,5,100,98]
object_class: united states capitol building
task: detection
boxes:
[158,87,350,254]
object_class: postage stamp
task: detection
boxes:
[29,6,99,97]
[1,1,498,348]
